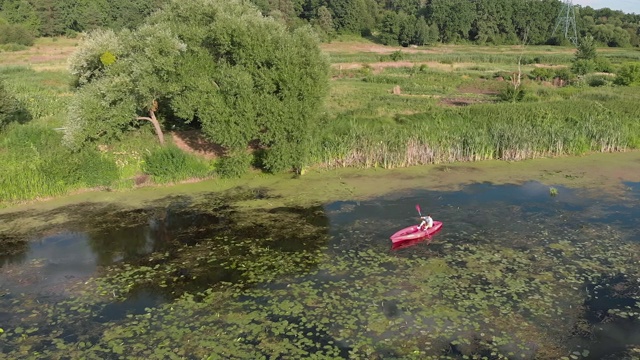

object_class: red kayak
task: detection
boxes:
[390,221,443,244]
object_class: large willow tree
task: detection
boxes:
[65,0,329,173]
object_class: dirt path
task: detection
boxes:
[170,130,224,159]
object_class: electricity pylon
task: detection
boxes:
[553,0,578,46]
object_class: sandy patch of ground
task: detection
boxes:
[170,130,225,160]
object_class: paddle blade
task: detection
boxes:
[415,204,422,216]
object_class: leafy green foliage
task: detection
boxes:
[0,124,118,203]
[142,146,210,183]
[614,62,640,86]
[530,67,555,81]
[572,59,595,75]
[0,0,41,35]
[0,23,34,46]
[554,67,572,82]
[327,0,377,35]
[593,57,613,73]
[65,24,187,148]
[575,36,597,61]
[585,75,610,87]
[1,0,639,48]
[498,83,525,102]
[590,23,631,47]
[38,148,120,187]
[68,0,329,174]
[571,36,599,76]
[67,29,121,86]
[428,0,477,43]
[215,151,253,178]
[378,11,426,47]
[0,81,30,128]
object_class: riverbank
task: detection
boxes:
[2,151,639,234]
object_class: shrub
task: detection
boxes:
[498,84,525,102]
[530,67,555,81]
[521,93,540,102]
[0,23,35,46]
[215,151,252,178]
[586,75,609,87]
[571,59,595,75]
[0,43,28,51]
[389,50,405,62]
[554,68,572,81]
[0,82,31,128]
[593,57,613,73]
[575,36,597,61]
[614,62,640,86]
[143,146,210,183]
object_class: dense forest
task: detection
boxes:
[0,0,639,47]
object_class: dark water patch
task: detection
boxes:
[323,200,359,215]
[267,206,330,229]
[580,274,640,359]
[0,234,29,268]
[1,195,332,346]
[585,275,639,324]
[96,290,165,322]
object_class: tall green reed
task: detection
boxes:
[309,100,640,169]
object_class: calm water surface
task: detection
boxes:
[1,181,639,359]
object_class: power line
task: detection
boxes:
[553,0,578,46]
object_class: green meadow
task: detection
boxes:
[1,37,640,206]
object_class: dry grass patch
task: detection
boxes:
[320,41,440,55]
[332,61,472,72]
[0,37,78,70]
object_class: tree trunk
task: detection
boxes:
[136,109,165,145]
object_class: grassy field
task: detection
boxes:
[1,36,639,205]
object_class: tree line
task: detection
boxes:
[1,0,639,47]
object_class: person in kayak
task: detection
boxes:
[418,214,433,231]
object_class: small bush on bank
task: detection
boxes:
[143,146,210,183]
[215,151,253,178]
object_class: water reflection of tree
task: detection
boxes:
[85,209,174,266]
[84,205,230,266]
[0,235,29,268]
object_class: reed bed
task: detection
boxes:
[329,52,575,66]
[308,100,640,169]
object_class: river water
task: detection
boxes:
[1,181,639,359]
